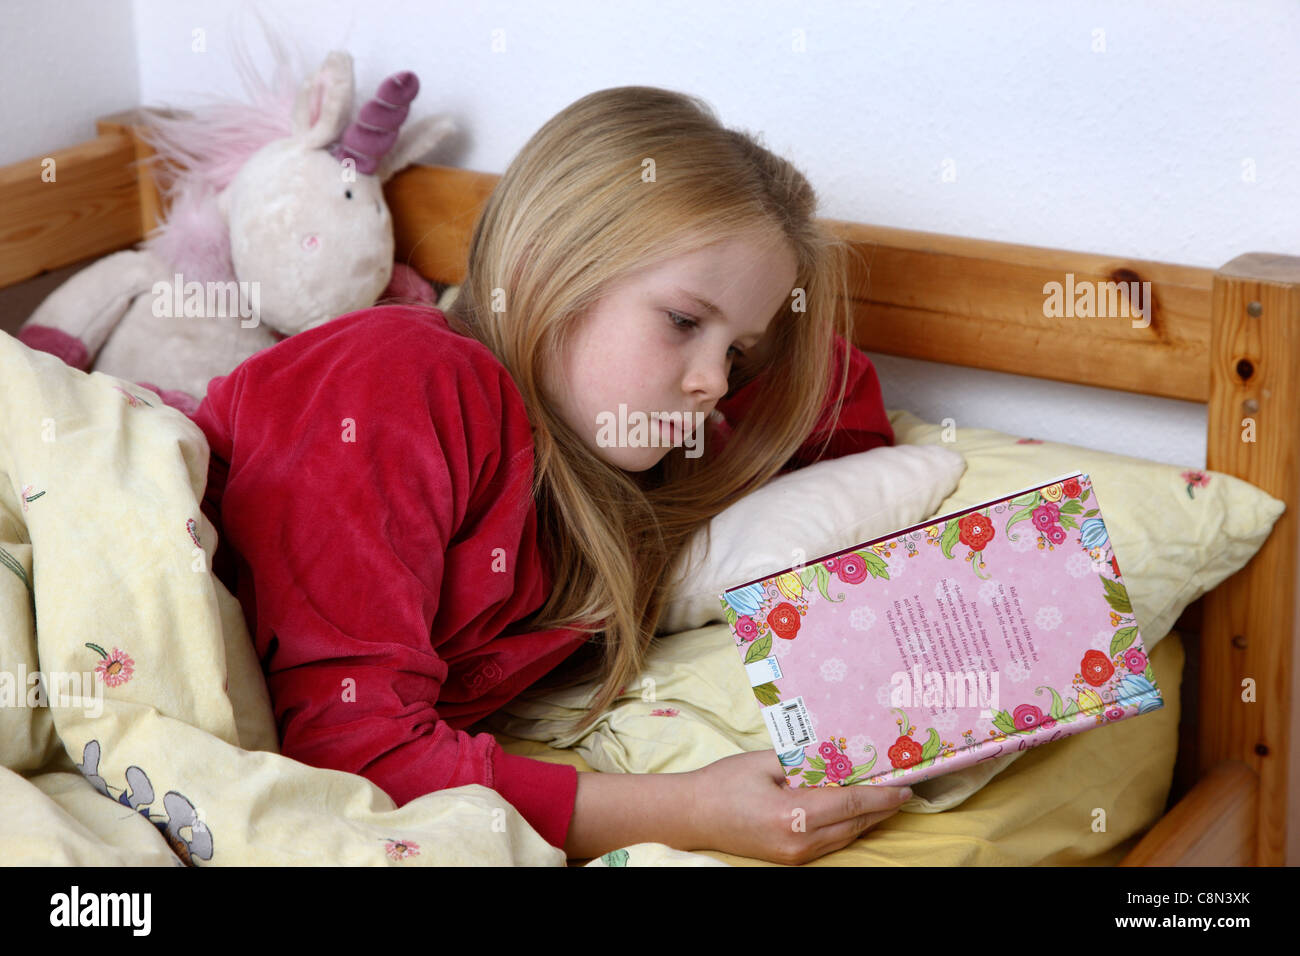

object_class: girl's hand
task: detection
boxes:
[685,749,911,865]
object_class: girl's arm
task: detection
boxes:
[193,306,584,851]
[566,767,699,859]
[566,750,912,864]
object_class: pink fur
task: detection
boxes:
[136,17,306,283]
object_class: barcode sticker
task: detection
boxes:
[762,696,816,751]
[744,656,783,687]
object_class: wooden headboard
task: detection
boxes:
[3,108,1296,866]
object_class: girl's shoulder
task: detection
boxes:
[312,303,503,374]
[200,303,531,447]
[229,303,518,400]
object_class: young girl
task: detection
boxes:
[191,85,911,866]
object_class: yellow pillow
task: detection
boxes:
[888,408,1285,648]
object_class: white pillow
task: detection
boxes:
[657,444,966,633]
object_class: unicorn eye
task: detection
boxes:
[344,189,353,199]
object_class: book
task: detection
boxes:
[717,472,1164,790]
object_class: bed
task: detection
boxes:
[0,109,1294,867]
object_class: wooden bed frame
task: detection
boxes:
[2,109,1295,866]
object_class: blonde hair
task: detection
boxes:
[443,86,857,735]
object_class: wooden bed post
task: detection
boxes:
[1202,253,1300,867]
[95,108,168,237]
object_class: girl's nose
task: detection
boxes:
[684,355,731,402]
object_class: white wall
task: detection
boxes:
[8,0,1300,467]
[0,0,140,165]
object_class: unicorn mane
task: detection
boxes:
[137,18,310,282]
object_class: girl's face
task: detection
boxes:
[543,232,799,472]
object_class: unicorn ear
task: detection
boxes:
[376,115,458,183]
[291,50,355,149]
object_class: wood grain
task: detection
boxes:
[1119,760,1258,865]
[825,220,1216,402]
[0,132,141,287]
[1202,252,1300,867]
[96,108,171,237]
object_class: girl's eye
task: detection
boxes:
[667,310,744,359]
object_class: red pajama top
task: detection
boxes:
[190,303,893,852]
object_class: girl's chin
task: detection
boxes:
[595,443,668,473]
[620,449,667,473]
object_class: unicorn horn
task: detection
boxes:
[328,71,419,175]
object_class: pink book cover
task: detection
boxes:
[717,472,1165,790]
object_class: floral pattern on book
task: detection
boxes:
[718,473,1164,789]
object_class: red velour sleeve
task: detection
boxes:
[193,308,579,850]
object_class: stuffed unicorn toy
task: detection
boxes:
[18,48,454,413]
